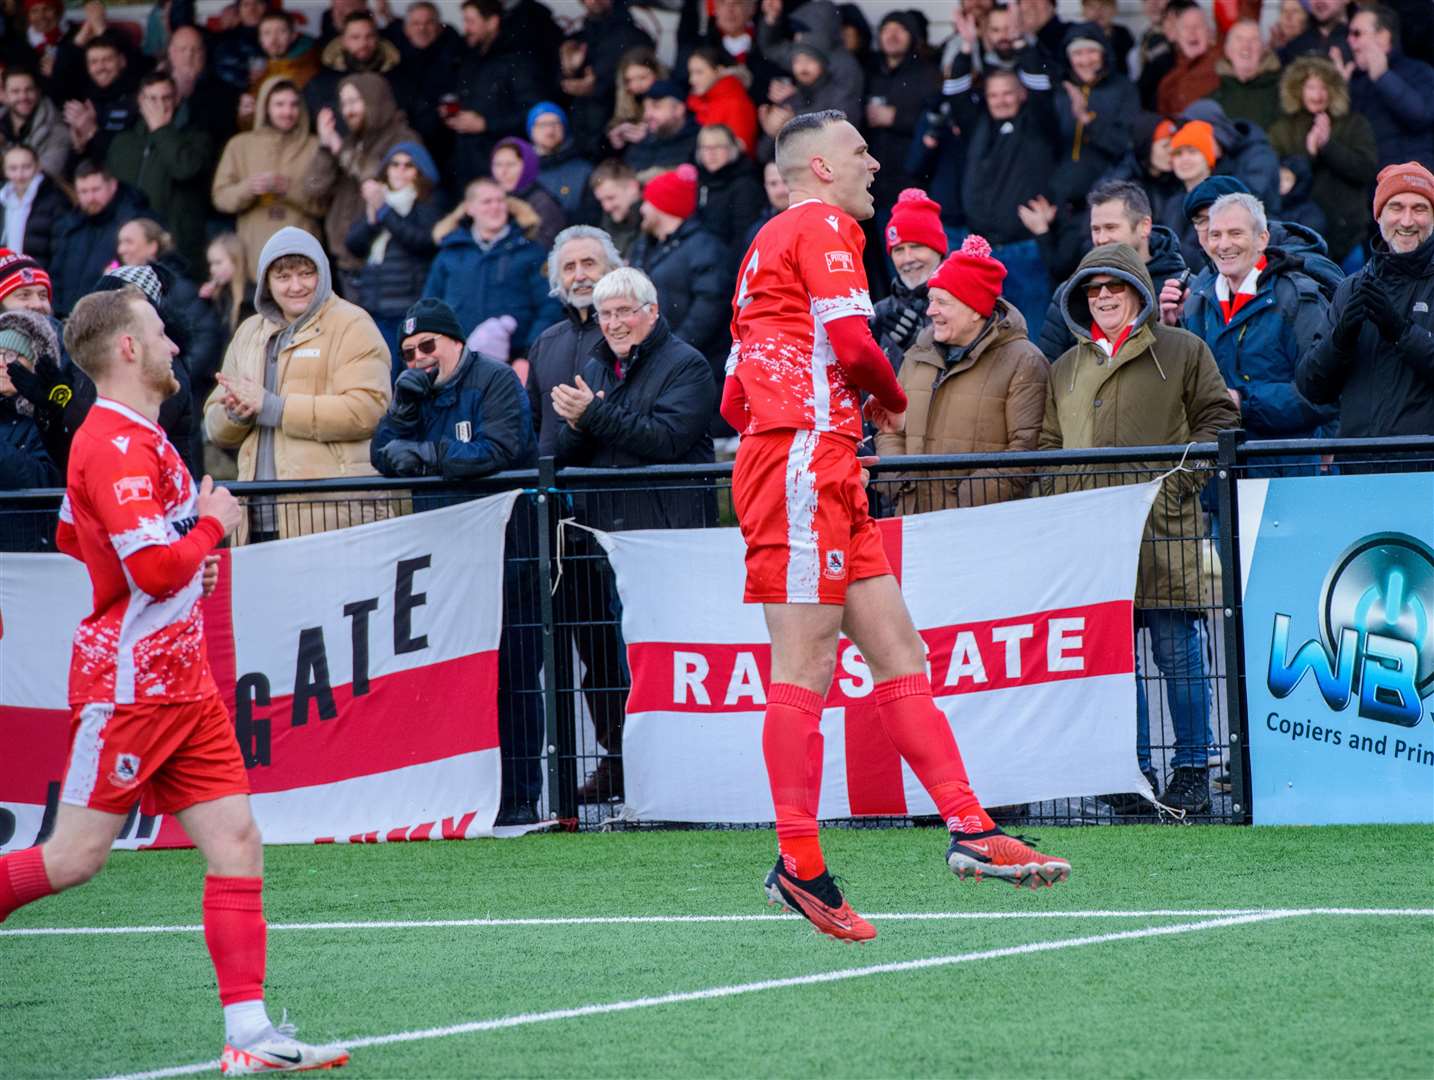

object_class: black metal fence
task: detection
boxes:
[5,433,1430,830]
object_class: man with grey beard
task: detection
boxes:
[870,188,947,371]
[1297,161,1434,438]
[527,226,625,457]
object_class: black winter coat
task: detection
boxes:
[50,184,150,316]
[526,305,605,458]
[0,397,58,488]
[625,119,700,178]
[1348,52,1434,170]
[452,43,542,189]
[555,317,716,530]
[628,217,732,368]
[950,55,1059,245]
[871,276,930,371]
[154,254,225,431]
[0,176,71,269]
[865,47,943,206]
[1297,233,1434,438]
[343,195,442,319]
[371,348,536,478]
[696,156,764,266]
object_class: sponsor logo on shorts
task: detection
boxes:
[823,549,846,579]
[113,475,153,504]
[825,250,854,273]
[110,752,141,788]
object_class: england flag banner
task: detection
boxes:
[0,491,518,852]
[594,482,1161,822]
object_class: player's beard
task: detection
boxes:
[141,340,181,399]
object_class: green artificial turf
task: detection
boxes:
[3,825,1431,1079]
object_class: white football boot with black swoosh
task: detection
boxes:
[221,1017,350,1075]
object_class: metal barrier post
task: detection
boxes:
[534,456,575,821]
[1215,429,1252,824]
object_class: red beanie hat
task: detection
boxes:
[926,235,1006,318]
[643,164,699,220]
[0,248,50,304]
[1372,161,1434,220]
[884,188,948,255]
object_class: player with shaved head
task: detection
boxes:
[723,111,1070,942]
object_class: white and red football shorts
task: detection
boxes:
[61,694,250,816]
[732,429,891,605]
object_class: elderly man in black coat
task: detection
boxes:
[551,266,716,803]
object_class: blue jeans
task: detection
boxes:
[1134,609,1212,773]
[989,238,1051,333]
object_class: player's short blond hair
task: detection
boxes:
[63,286,147,383]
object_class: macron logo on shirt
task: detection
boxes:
[111,436,131,454]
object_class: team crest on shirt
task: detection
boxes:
[113,475,153,504]
[823,549,846,579]
[824,250,854,273]
[825,214,840,232]
[454,420,472,443]
[111,753,141,787]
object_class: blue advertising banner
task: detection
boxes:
[1238,473,1434,825]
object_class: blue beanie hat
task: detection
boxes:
[383,141,439,185]
[1183,175,1249,221]
[526,101,568,138]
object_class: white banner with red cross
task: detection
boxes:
[594,482,1161,822]
[0,492,517,853]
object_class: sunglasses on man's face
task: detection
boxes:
[401,337,439,364]
[1084,280,1129,299]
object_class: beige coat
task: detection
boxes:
[875,299,1049,512]
[302,72,417,274]
[211,77,325,277]
[204,293,394,543]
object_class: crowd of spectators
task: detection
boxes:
[1,0,1433,820]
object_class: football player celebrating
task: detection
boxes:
[722,111,1070,942]
[0,287,349,1075]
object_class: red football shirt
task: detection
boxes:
[58,398,216,705]
[727,199,875,441]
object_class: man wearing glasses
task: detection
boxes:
[371,295,541,824]
[1042,242,1239,816]
[550,267,716,808]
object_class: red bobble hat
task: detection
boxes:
[884,187,948,255]
[926,234,1006,318]
[0,248,50,304]
[643,164,699,220]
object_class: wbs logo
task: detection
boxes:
[1268,533,1434,727]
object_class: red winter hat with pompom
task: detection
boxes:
[927,235,1007,318]
[884,187,948,254]
[643,164,699,220]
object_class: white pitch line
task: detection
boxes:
[7,907,1433,937]
[95,910,1306,1080]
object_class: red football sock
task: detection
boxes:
[875,674,994,834]
[0,847,54,922]
[763,682,828,879]
[203,876,267,1005]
